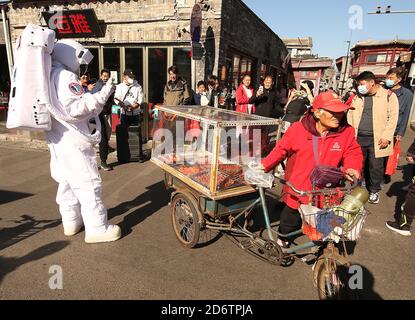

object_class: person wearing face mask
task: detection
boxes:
[347,71,399,204]
[114,69,145,162]
[385,67,414,142]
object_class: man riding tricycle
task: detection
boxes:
[153,91,368,299]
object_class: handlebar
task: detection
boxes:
[274,176,359,196]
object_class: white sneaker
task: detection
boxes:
[369,192,380,204]
[84,225,122,244]
[63,221,84,236]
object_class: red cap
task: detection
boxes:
[312,91,354,113]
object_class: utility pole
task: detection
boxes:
[340,40,351,96]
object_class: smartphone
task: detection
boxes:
[259,85,264,94]
[90,78,97,85]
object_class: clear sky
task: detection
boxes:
[242,0,415,59]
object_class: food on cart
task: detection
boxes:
[159,154,182,164]
[177,165,203,175]
[218,163,243,177]
[193,171,237,190]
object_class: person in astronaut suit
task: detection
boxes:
[47,39,121,243]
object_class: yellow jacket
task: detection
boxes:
[347,86,399,158]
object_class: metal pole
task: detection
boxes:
[369,10,415,14]
[1,4,13,79]
[340,41,351,96]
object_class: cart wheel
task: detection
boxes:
[313,255,357,300]
[171,193,201,248]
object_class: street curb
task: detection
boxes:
[0,133,49,150]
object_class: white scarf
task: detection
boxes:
[243,86,253,114]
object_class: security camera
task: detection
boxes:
[182,25,191,33]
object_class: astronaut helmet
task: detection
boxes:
[52,39,94,76]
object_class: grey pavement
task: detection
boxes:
[0,132,414,300]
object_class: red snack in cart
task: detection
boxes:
[178,165,202,175]
[193,171,236,190]
[218,164,243,177]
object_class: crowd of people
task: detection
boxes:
[251,68,414,239]
[78,62,414,240]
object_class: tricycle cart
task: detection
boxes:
[151,106,368,300]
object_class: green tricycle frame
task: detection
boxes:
[164,171,367,300]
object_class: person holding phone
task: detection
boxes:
[251,75,282,119]
[80,72,96,93]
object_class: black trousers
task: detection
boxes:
[120,114,143,157]
[279,206,302,238]
[403,182,415,225]
[358,135,385,193]
[98,113,109,163]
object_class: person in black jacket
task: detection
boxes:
[252,75,283,118]
[386,139,415,236]
[281,81,315,134]
[249,75,282,153]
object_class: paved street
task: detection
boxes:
[0,134,414,300]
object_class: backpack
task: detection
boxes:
[6,24,102,146]
[6,24,55,131]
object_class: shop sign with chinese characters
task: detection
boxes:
[42,9,104,38]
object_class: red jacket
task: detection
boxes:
[261,112,363,210]
[236,84,255,114]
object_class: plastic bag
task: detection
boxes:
[299,204,319,228]
[244,168,274,189]
[385,140,401,176]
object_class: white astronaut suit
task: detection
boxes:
[47,40,121,243]
[6,25,119,243]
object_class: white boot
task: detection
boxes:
[63,220,84,236]
[84,225,122,244]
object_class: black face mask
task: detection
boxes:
[79,64,89,77]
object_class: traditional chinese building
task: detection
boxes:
[1,0,289,101]
[351,39,414,80]
[290,57,333,95]
[0,0,290,138]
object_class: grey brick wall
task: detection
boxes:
[220,0,288,85]
[6,0,286,85]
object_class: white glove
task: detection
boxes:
[92,77,115,107]
[101,77,116,98]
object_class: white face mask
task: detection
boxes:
[127,77,134,85]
